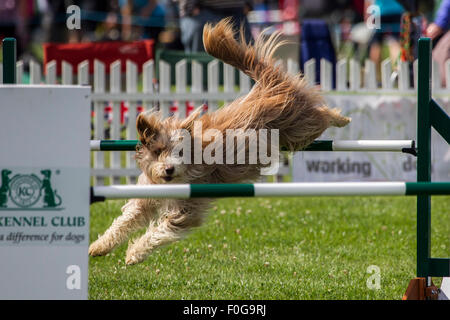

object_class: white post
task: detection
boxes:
[142,59,154,112]
[223,63,235,105]
[77,60,89,86]
[175,59,187,117]
[62,61,73,85]
[93,60,105,185]
[336,59,347,91]
[304,58,316,86]
[364,59,377,90]
[349,59,360,91]
[16,60,23,84]
[126,60,138,184]
[413,59,418,90]
[30,60,42,84]
[287,58,299,76]
[192,60,203,112]
[207,59,219,112]
[239,70,251,94]
[398,60,409,91]
[432,59,441,91]
[320,58,332,92]
[46,60,57,84]
[110,60,122,185]
[381,58,392,90]
[159,60,171,118]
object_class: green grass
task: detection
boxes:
[89,195,449,300]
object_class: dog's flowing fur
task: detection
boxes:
[89,18,350,265]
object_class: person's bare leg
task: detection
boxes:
[370,42,382,81]
[387,38,401,63]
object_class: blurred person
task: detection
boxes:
[0,0,31,58]
[426,0,449,41]
[95,0,122,41]
[298,0,330,18]
[177,0,253,52]
[336,0,366,58]
[298,0,365,86]
[120,0,166,41]
[366,0,405,69]
[395,0,436,86]
[157,0,184,50]
[42,0,76,43]
[395,0,434,60]
[299,0,366,58]
[72,1,121,42]
[427,0,450,87]
[299,0,363,23]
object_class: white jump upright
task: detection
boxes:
[0,85,91,299]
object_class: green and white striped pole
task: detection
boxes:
[2,38,16,84]
[90,139,416,154]
[90,182,450,202]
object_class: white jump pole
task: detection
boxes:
[331,140,414,152]
[91,182,450,201]
[90,139,416,153]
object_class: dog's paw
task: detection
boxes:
[125,247,150,265]
[125,254,140,265]
[88,240,110,257]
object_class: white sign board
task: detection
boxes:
[0,85,91,299]
[440,277,450,300]
[293,95,450,182]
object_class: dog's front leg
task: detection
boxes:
[89,199,155,257]
[125,207,204,265]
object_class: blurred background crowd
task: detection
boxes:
[0,0,448,79]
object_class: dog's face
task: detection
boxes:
[135,109,204,184]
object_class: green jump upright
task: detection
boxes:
[2,38,16,84]
[416,38,450,280]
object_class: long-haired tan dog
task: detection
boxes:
[89,18,350,265]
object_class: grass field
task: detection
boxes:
[89,195,449,300]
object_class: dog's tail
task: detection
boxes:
[203,18,350,151]
[203,17,283,85]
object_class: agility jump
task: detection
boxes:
[1,32,448,299]
[87,38,449,299]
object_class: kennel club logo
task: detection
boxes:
[0,169,63,210]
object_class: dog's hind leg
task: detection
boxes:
[125,205,204,265]
[89,199,155,257]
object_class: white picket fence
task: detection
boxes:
[1,56,449,185]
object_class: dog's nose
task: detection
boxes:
[165,165,175,175]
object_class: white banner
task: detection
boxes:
[0,85,91,299]
[293,95,450,182]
